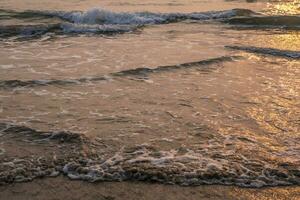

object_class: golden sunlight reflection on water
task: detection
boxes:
[266,32,300,51]
[266,0,300,15]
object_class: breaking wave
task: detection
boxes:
[0,8,255,38]
[1,123,299,187]
[1,8,299,38]
[63,145,300,188]
[44,8,255,25]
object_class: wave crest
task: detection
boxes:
[0,8,257,37]
[225,15,300,28]
[1,8,299,37]
[226,46,300,59]
[43,8,256,25]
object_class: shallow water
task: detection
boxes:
[0,0,299,188]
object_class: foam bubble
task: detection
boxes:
[62,145,300,187]
[60,22,138,34]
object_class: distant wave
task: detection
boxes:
[225,15,300,29]
[44,8,255,25]
[0,56,240,90]
[0,8,255,38]
[226,46,300,59]
[1,8,299,38]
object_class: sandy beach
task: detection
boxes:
[1,177,300,200]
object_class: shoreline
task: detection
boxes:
[1,176,300,200]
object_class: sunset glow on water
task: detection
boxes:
[0,1,299,199]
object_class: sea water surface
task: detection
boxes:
[0,0,299,188]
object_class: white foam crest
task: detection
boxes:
[48,8,255,25]
[53,8,167,25]
[0,8,256,37]
[60,22,137,33]
[62,145,299,187]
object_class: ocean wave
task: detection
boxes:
[0,56,239,90]
[226,46,300,59]
[0,123,87,184]
[1,123,299,187]
[60,23,140,34]
[1,8,299,37]
[0,24,61,38]
[0,122,84,143]
[0,8,255,37]
[0,76,109,89]
[225,15,300,29]
[45,8,255,25]
[62,145,300,187]
[0,23,138,38]
[113,55,240,76]
[8,8,255,25]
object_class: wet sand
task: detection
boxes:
[1,177,300,200]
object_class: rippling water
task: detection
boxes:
[0,0,299,188]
